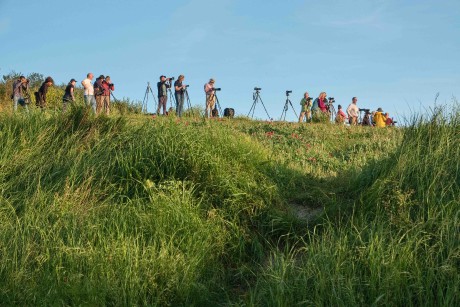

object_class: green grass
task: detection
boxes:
[0,104,458,306]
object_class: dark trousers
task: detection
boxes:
[157,96,167,115]
[175,92,184,117]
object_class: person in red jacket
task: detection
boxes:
[101,76,115,115]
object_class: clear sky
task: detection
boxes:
[1,0,459,121]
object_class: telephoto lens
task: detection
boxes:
[213,88,221,91]
[286,90,292,95]
[185,85,190,88]
[254,87,262,91]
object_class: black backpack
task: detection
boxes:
[224,108,235,118]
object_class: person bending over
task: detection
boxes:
[36,76,54,110]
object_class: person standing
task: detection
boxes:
[385,113,394,126]
[314,92,328,113]
[346,97,359,125]
[62,78,77,112]
[335,104,348,124]
[36,76,54,110]
[101,76,115,115]
[373,107,387,127]
[174,75,186,117]
[12,76,29,112]
[157,75,172,115]
[81,73,96,113]
[298,91,312,123]
[204,78,216,118]
[94,75,105,115]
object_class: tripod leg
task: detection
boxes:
[288,99,298,118]
[258,96,271,120]
[143,89,149,113]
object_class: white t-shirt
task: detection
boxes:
[82,78,94,95]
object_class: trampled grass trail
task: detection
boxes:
[0,106,458,305]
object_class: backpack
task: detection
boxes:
[223,108,235,118]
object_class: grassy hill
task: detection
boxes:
[0,105,458,305]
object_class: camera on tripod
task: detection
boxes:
[213,88,221,91]
[254,87,262,91]
[185,85,189,88]
[167,77,175,81]
[359,108,370,113]
[286,90,292,95]
[328,97,335,103]
[306,97,313,102]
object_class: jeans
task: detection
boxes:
[84,95,96,113]
[175,92,184,117]
[13,95,28,112]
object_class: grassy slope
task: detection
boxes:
[0,106,458,306]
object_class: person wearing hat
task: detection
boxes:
[373,107,387,128]
[204,78,216,118]
[157,75,172,116]
[81,73,96,113]
[362,110,372,126]
[62,78,77,112]
[35,76,54,110]
[174,75,186,117]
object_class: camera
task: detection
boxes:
[286,90,292,95]
[328,97,335,103]
[213,88,221,91]
[185,85,189,88]
[306,97,313,102]
[254,87,262,91]
[359,108,370,113]
[168,77,175,81]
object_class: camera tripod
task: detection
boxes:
[280,91,298,121]
[142,82,157,113]
[213,92,222,116]
[167,85,177,110]
[183,87,195,116]
[248,88,271,120]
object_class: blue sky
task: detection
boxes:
[1,0,459,121]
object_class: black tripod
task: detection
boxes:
[280,91,298,121]
[214,92,222,116]
[248,87,271,120]
[142,82,157,113]
[184,86,194,115]
[167,86,177,110]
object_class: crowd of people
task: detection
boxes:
[298,92,395,127]
[11,74,395,126]
[11,73,116,115]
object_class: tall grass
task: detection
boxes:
[248,107,459,306]
[0,105,457,305]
